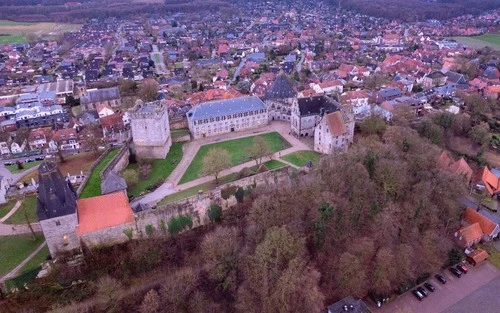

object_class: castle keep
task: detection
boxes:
[130,100,172,159]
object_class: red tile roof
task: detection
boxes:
[448,158,473,182]
[437,151,452,170]
[457,222,483,246]
[76,191,134,236]
[463,207,498,237]
[473,167,500,196]
[325,111,346,136]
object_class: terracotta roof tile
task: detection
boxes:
[457,222,483,245]
[325,111,346,136]
[448,158,473,182]
[76,191,134,235]
[463,207,498,236]
[473,167,500,196]
[437,151,452,170]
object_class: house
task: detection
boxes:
[314,110,354,154]
[50,128,79,151]
[262,73,296,121]
[423,71,448,88]
[97,103,114,118]
[310,80,343,95]
[187,96,268,139]
[472,166,500,198]
[340,90,369,115]
[454,222,483,249]
[327,296,372,313]
[437,151,473,183]
[463,207,500,240]
[80,87,121,111]
[374,87,401,104]
[291,95,341,137]
[28,128,50,150]
[0,141,10,155]
[100,113,126,138]
[466,249,488,266]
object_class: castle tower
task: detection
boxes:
[36,161,80,258]
[130,100,172,159]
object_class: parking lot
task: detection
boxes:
[368,262,500,313]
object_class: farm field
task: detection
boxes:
[0,20,82,44]
[449,33,500,50]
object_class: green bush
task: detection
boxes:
[221,186,238,200]
[145,224,154,236]
[208,204,222,222]
[167,214,193,235]
[447,247,464,266]
[123,228,133,240]
[235,187,245,203]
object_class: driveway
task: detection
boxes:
[369,262,500,313]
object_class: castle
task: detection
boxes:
[130,100,172,159]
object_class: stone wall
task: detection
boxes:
[80,222,136,248]
[170,118,188,130]
[41,213,80,258]
[135,167,291,237]
[101,144,130,179]
[172,134,191,143]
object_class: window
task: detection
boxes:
[63,235,69,245]
[55,221,61,226]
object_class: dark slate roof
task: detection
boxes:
[426,70,446,79]
[378,87,401,99]
[80,87,120,105]
[187,96,266,121]
[36,161,77,221]
[444,71,466,84]
[297,95,340,116]
[101,171,127,195]
[263,74,296,100]
[327,297,372,313]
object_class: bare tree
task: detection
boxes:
[246,136,271,166]
[139,78,159,102]
[139,289,161,313]
[202,148,231,184]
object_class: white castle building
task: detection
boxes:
[130,100,171,159]
[186,96,268,139]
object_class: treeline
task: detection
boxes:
[333,0,500,21]
[1,123,468,312]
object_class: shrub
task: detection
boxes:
[238,167,254,178]
[235,187,245,203]
[145,224,154,236]
[122,169,139,187]
[167,214,193,235]
[159,220,166,234]
[208,204,222,222]
[447,247,464,266]
[221,186,238,200]
[138,159,152,179]
[123,228,133,240]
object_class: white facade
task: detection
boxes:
[187,96,269,139]
[314,111,354,154]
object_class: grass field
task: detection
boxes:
[449,33,500,51]
[126,142,184,198]
[0,199,17,219]
[281,150,320,167]
[4,244,50,291]
[0,19,82,44]
[171,128,190,138]
[79,149,119,199]
[5,196,38,224]
[5,161,41,174]
[179,132,290,184]
[0,233,45,276]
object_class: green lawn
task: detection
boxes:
[18,245,50,275]
[281,150,320,167]
[5,196,38,224]
[0,35,26,44]
[179,132,290,184]
[161,159,286,205]
[448,33,500,50]
[126,142,184,197]
[0,233,45,276]
[0,199,17,219]
[171,128,190,138]
[5,161,41,174]
[479,244,500,269]
[79,149,119,199]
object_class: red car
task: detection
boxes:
[456,264,468,274]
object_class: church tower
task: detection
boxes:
[37,161,80,258]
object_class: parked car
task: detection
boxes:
[435,274,447,284]
[449,267,462,278]
[456,264,468,274]
[417,286,428,297]
[412,290,425,301]
[4,161,14,166]
[369,293,382,308]
[424,282,435,292]
[35,155,45,161]
[25,158,35,163]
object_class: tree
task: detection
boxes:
[94,276,124,313]
[359,116,387,136]
[81,123,103,154]
[336,252,368,298]
[119,79,138,96]
[139,78,159,102]
[451,113,471,136]
[202,148,231,184]
[139,289,161,313]
[122,169,139,187]
[246,136,271,166]
[208,204,222,222]
[468,122,490,147]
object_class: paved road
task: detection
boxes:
[370,262,500,313]
[132,121,309,206]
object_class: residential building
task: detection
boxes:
[49,128,79,151]
[340,90,369,115]
[437,151,473,183]
[130,100,171,159]
[28,128,49,150]
[310,80,344,95]
[291,95,341,137]
[187,96,268,139]
[97,103,114,118]
[314,110,354,154]
[423,71,448,88]
[80,87,121,111]
[472,166,500,198]
[463,207,500,240]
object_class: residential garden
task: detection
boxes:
[179,132,290,184]
[5,161,41,174]
[79,149,120,199]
